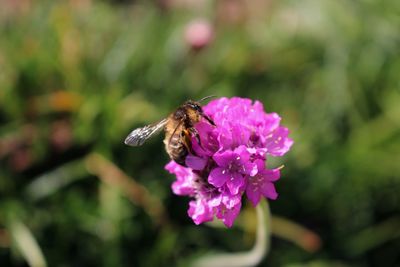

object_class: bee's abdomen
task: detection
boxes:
[164,133,188,166]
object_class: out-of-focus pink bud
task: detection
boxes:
[184,19,214,50]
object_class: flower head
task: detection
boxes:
[165,97,293,227]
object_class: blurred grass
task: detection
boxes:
[0,0,399,266]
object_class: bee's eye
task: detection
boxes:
[191,104,202,112]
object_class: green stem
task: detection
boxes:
[192,200,271,267]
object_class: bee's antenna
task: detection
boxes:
[197,95,216,103]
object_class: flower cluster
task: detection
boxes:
[165,97,293,227]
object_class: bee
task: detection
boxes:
[124,96,215,166]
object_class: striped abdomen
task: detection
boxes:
[164,131,189,166]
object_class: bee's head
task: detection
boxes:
[184,100,215,126]
[183,101,203,122]
[186,101,203,113]
[185,96,215,112]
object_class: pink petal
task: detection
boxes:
[262,168,281,182]
[264,127,293,156]
[171,179,195,196]
[261,182,278,200]
[216,202,242,228]
[243,161,258,176]
[246,186,261,206]
[208,167,230,187]
[188,200,213,225]
[226,172,244,195]
[222,192,242,209]
[185,155,207,170]
[213,150,235,167]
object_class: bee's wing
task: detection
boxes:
[124,118,168,146]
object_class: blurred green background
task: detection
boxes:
[1,0,400,266]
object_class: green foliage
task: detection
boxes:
[0,0,399,266]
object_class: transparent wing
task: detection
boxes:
[124,118,168,146]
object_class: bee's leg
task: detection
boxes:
[190,127,202,148]
[182,129,195,154]
[202,113,215,126]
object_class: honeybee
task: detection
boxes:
[124,96,215,166]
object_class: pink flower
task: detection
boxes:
[165,97,293,227]
[166,161,196,196]
[188,199,214,225]
[184,19,214,50]
[246,160,280,206]
[209,146,257,194]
